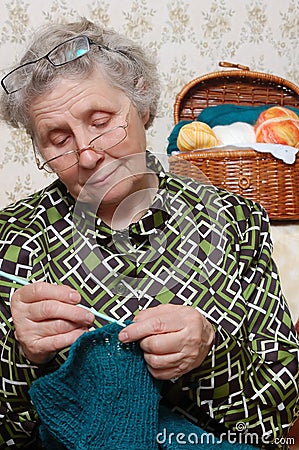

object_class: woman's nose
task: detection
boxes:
[77,145,105,169]
[74,130,104,169]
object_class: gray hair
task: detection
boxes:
[1,18,161,133]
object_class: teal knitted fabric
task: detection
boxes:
[158,406,256,450]
[29,323,256,450]
[197,104,299,128]
[29,323,161,450]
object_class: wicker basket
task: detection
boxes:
[169,62,299,221]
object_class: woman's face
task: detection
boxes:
[30,70,152,216]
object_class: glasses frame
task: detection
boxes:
[33,109,130,174]
[1,35,133,95]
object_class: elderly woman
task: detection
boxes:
[0,18,298,449]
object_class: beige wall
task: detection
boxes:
[0,0,298,318]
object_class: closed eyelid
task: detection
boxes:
[91,111,120,126]
[54,136,71,147]
[49,131,72,146]
[92,118,111,128]
[35,104,128,146]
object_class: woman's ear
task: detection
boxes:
[142,108,150,126]
[135,77,151,126]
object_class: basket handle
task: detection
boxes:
[219,61,250,71]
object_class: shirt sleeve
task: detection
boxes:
[178,201,299,445]
[0,291,65,449]
[0,292,38,448]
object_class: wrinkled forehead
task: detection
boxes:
[29,71,130,134]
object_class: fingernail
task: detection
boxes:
[69,290,80,303]
[119,331,128,342]
[85,312,95,322]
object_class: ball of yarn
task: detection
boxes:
[255,106,299,129]
[255,117,299,147]
[177,121,219,151]
[212,122,256,146]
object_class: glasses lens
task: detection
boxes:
[46,151,82,173]
[2,62,35,94]
[48,36,90,66]
[91,126,127,153]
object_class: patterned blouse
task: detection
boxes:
[0,161,298,449]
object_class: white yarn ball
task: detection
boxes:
[212,122,256,145]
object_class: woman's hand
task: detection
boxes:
[11,282,94,364]
[118,304,215,380]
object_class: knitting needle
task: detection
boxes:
[76,304,126,327]
[0,269,126,327]
[0,270,29,286]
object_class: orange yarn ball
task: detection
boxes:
[177,121,219,151]
[255,117,299,147]
[255,106,299,129]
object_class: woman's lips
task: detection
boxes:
[83,166,119,186]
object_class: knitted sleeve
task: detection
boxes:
[178,202,299,446]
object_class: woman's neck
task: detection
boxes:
[98,172,159,230]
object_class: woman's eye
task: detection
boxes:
[92,113,116,129]
[53,136,70,147]
[94,120,110,129]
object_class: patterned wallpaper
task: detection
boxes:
[0,0,299,317]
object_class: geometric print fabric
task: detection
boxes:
[0,161,298,448]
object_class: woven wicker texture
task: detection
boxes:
[169,62,299,220]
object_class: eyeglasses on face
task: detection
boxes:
[1,35,134,94]
[33,107,131,174]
